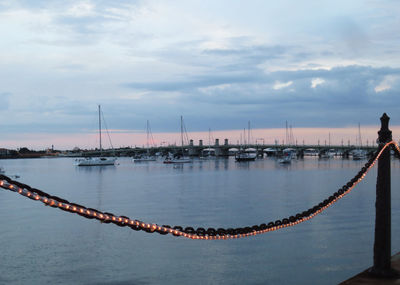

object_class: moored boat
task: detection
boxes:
[133,155,157,162]
[352,123,367,160]
[235,122,256,162]
[75,105,117,166]
[163,156,192,164]
[352,149,367,160]
[133,120,157,162]
[163,116,192,164]
[235,151,256,162]
[76,157,117,166]
[277,153,292,164]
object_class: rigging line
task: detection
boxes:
[100,109,114,151]
[148,121,156,147]
[182,118,190,146]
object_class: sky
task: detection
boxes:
[1,0,400,150]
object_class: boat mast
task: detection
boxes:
[180,115,184,154]
[208,128,211,148]
[146,120,150,153]
[98,105,102,156]
[248,121,250,146]
[285,121,289,146]
[329,132,331,147]
[243,128,246,148]
[358,123,362,148]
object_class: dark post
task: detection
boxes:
[370,113,396,277]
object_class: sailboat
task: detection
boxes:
[163,116,192,164]
[277,149,292,164]
[235,121,256,162]
[201,128,216,158]
[352,123,367,160]
[75,105,117,166]
[133,120,157,162]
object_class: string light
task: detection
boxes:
[0,141,398,240]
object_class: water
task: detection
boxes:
[1,157,400,284]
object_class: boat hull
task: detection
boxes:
[235,152,256,162]
[163,158,192,164]
[235,157,256,162]
[277,158,291,164]
[133,157,156,162]
[76,157,117,166]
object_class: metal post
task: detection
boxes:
[370,113,397,277]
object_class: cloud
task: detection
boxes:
[120,64,400,131]
[1,0,400,146]
[273,81,293,90]
[374,75,400,93]
[311,78,325,88]
[66,2,96,18]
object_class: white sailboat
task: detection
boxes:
[201,128,216,158]
[164,116,192,164]
[133,120,157,162]
[75,105,117,166]
[235,121,256,162]
[277,150,292,164]
[353,123,367,160]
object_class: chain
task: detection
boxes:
[0,141,398,240]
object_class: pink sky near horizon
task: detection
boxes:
[1,125,400,151]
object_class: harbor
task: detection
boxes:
[0,148,399,284]
[1,112,399,284]
[0,141,380,159]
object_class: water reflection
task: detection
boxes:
[0,156,398,285]
[75,164,116,173]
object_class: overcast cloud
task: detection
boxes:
[1,0,400,145]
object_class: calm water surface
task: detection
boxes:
[1,156,400,284]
